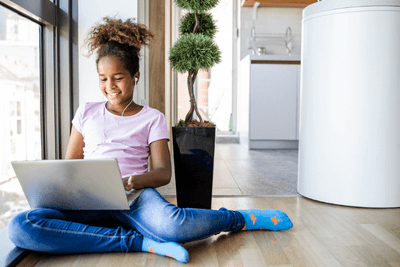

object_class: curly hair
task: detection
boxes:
[84,17,155,77]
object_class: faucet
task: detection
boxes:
[249,2,260,55]
[285,27,292,56]
[286,27,292,37]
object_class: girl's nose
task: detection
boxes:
[106,80,116,89]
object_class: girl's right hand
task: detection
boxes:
[122,178,132,191]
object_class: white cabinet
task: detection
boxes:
[250,63,299,140]
[239,55,300,149]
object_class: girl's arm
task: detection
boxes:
[65,125,84,159]
[124,139,171,190]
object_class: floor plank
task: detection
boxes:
[35,254,79,267]
[347,246,386,266]
[14,252,44,267]
[292,231,342,267]
[253,230,292,266]
[315,237,367,267]
[361,224,400,255]
[236,232,268,267]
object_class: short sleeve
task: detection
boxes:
[71,104,85,134]
[148,112,170,144]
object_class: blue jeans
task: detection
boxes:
[8,188,245,254]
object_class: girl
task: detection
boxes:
[8,17,293,263]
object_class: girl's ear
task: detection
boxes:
[134,71,140,84]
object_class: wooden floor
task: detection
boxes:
[17,196,400,267]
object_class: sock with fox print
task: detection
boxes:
[141,237,189,263]
[238,209,293,231]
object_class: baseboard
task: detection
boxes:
[216,136,239,144]
[249,140,299,149]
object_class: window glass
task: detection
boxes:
[0,5,41,230]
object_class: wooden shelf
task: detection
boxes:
[242,0,317,8]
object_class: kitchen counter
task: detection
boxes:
[239,55,301,149]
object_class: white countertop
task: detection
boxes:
[247,55,301,62]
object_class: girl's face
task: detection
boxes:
[97,56,139,107]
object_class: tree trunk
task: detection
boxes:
[192,71,203,124]
[184,70,203,124]
[185,70,195,124]
[184,12,203,125]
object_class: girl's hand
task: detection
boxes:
[123,176,134,191]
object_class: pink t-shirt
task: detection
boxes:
[72,101,169,178]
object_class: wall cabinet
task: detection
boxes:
[239,55,300,149]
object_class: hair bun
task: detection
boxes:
[84,16,155,57]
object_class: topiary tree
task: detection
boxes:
[169,0,220,126]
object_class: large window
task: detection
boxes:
[0,5,41,230]
[0,0,77,232]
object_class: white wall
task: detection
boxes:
[78,0,138,107]
[240,7,303,59]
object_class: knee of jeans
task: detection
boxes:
[26,208,64,224]
[151,207,189,242]
[8,209,62,249]
[138,188,159,201]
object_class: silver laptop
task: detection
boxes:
[11,159,143,210]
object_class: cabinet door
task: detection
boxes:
[250,64,298,140]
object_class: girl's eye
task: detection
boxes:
[100,79,106,82]
[115,78,123,81]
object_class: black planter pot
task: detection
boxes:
[172,127,216,209]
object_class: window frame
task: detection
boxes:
[0,0,78,265]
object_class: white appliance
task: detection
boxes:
[298,0,400,207]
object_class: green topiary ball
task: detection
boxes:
[169,33,220,73]
[180,13,216,38]
[175,0,219,13]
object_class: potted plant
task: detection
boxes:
[169,0,220,209]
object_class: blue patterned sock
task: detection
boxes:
[238,209,293,231]
[141,237,189,263]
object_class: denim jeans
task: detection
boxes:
[8,188,245,254]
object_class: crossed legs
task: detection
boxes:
[8,188,292,263]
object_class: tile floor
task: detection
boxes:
[157,143,300,197]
